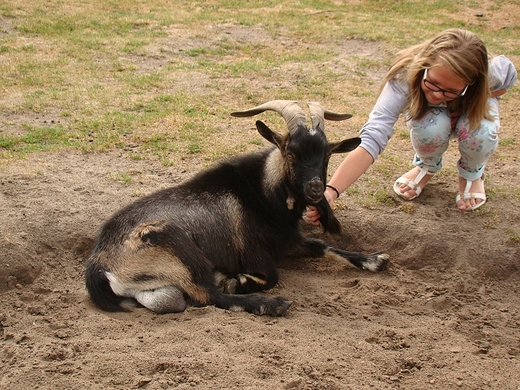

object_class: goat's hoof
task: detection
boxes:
[258,297,291,316]
[218,277,238,294]
[364,253,390,272]
[377,253,390,271]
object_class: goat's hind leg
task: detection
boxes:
[106,220,212,314]
[129,220,290,316]
[295,237,389,272]
[105,270,188,314]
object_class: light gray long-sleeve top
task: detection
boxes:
[359,55,518,161]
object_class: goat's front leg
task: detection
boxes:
[292,237,389,272]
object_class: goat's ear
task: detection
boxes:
[256,120,285,149]
[329,137,361,154]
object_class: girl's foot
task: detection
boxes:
[393,167,435,200]
[456,176,486,211]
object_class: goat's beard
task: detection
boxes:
[315,197,343,235]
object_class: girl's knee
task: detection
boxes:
[457,100,500,153]
[408,108,451,139]
[458,120,499,157]
[408,109,452,155]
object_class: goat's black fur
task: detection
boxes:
[85,105,389,316]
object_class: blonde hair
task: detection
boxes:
[382,28,491,131]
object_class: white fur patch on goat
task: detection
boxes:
[262,150,285,194]
[238,273,268,286]
[134,286,186,314]
[105,271,137,298]
[286,196,295,210]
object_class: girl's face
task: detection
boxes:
[421,64,468,105]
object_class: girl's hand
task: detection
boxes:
[304,206,322,226]
[492,88,506,98]
[304,189,335,226]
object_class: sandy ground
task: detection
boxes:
[1,144,519,389]
[1,6,520,389]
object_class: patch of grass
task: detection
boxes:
[499,137,515,147]
[481,210,500,228]
[0,0,518,170]
[358,189,398,209]
[110,172,133,185]
[187,143,202,154]
[505,228,520,245]
[0,125,78,157]
[400,203,417,214]
[395,129,411,140]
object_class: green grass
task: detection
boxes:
[0,0,518,168]
[499,137,516,147]
[506,228,520,244]
[110,172,133,185]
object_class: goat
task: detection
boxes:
[85,100,389,316]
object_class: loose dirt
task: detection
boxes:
[1,138,519,389]
[1,15,519,390]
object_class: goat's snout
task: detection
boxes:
[305,176,324,204]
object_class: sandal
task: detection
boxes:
[393,167,434,201]
[455,177,486,211]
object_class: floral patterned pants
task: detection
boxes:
[406,98,499,181]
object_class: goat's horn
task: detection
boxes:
[231,100,307,134]
[307,101,352,132]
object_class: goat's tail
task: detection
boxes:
[207,289,291,316]
[85,258,128,312]
[315,197,342,234]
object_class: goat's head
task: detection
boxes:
[231,100,360,206]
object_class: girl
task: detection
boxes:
[307,28,516,224]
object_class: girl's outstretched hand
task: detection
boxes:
[304,206,322,226]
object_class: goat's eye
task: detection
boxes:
[287,152,295,160]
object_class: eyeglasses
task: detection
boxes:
[423,68,468,99]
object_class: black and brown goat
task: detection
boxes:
[85,100,389,316]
